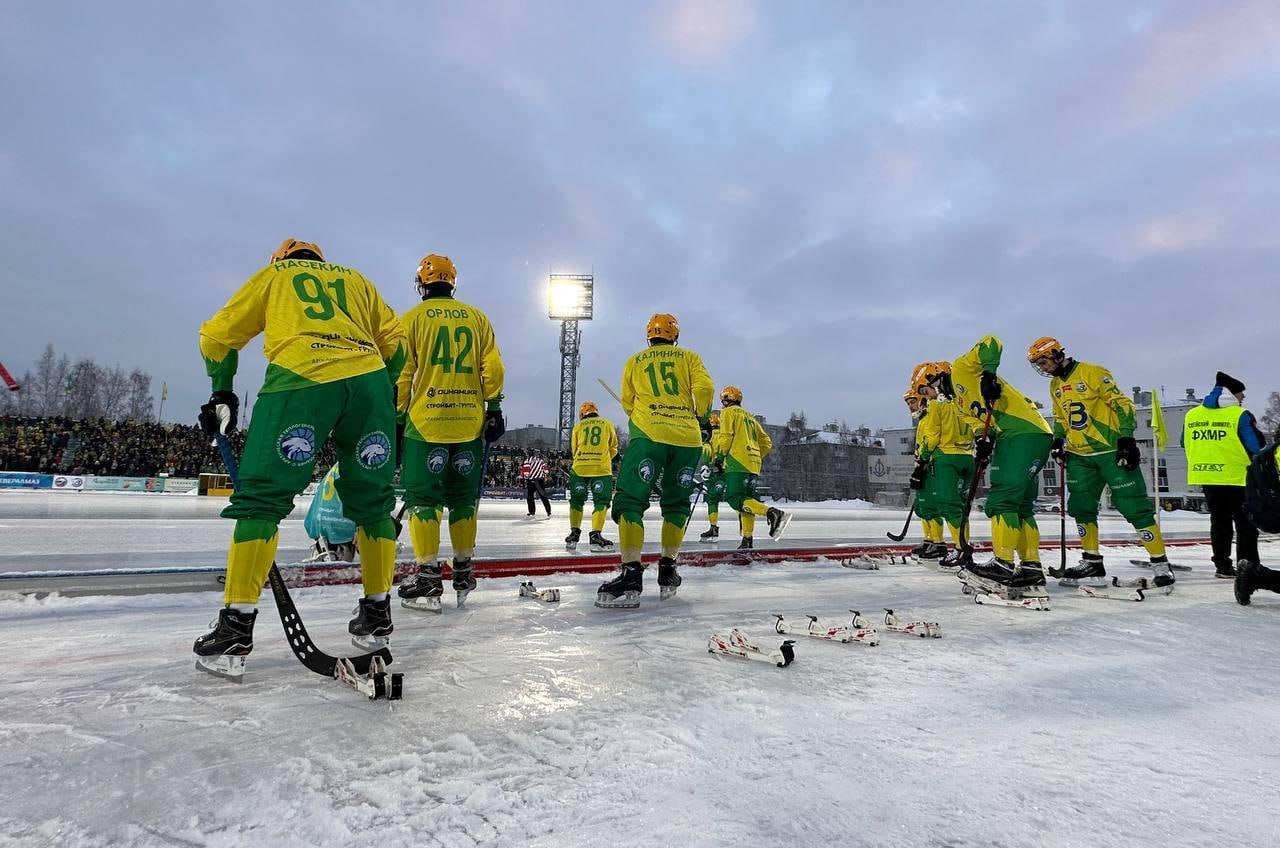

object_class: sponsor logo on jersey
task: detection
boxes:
[427,447,449,474]
[278,425,318,465]
[356,432,392,469]
[677,466,695,488]
[453,451,475,475]
[638,458,656,483]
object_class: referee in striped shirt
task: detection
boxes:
[520,454,552,517]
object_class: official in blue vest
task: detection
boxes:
[1181,372,1265,577]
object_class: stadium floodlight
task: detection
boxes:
[548,274,594,321]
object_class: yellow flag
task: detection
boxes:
[161,382,169,401]
[1151,388,1168,451]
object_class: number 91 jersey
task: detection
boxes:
[397,297,505,444]
[199,258,406,394]
[619,345,714,448]
[1049,360,1135,456]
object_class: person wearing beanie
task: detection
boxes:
[1182,371,1266,578]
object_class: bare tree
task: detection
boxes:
[126,369,154,422]
[98,366,131,420]
[64,358,104,419]
[1260,390,1280,443]
[31,344,69,416]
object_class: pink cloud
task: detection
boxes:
[654,0,754,67]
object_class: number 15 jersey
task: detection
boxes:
[397,295,505,444]
[619,344,714,448]
[199,258,406,394]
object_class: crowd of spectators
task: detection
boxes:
[0,416,570,488]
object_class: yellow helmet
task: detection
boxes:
[646,313,679,343]
[720,385,743,405]
[579,401,599,418]
[270,238,324,264]
[1027,336,1065,376]
[415,254,458,288]
[709,412,720,428]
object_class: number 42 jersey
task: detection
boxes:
[199,258,406,394]
[396,296,505,444]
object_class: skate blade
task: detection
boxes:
[595,590,641,609]
[659,585,679,601]
[195,654,246,682]
[565,543,578,551]
[768,511,793,540]
[401,596,442,614]
[589,544,614,553]
[351,634,392,652]
[974,592,1051,610]
[838,558,881,570]
[456,589,474,608]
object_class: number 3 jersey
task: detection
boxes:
[199,258,406,393]
[396,296,505,444]
[619,344,714,447]
[1048,360,1135,456]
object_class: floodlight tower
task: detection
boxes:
[547,274,594,450]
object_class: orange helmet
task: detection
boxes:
[415,254,458,288]
[270,238,324,263]
[1027,337,1065,377]
[709,411,720,428]
[579,401,599,418]
[646,313,679,343]
[720,385,743,405]
[910,361,951,386]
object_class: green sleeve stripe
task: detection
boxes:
[383,342,407,384]
[204,348,239,392]
[977,337,1003,372]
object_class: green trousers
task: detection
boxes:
[984,432,1052,523]
[225,369,396,525]
[928,453,975,527]
[612,437,702,526]
[914,463,939,521]
[401,434,484,520]
[1066,451,1156,528]
[569,471,614,512]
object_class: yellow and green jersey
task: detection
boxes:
[1049,360,1135,455]
[714,405,773,474]
[396,296,505,444]
[951,336,1052,437]
[917,397,974,458]
[571,416,618,477]
[199,258,406,393]
[619,343,714,448]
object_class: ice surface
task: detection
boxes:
[3,542,1279,847]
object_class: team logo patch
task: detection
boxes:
[573,482,587,494]
[278,424,317,465]
[638,458,656,483]
[1076,383,1087,392]
[356,432,391,469]
[1076,524,1087,538]
[592,479,604,494]
[427,447,449,474]
[1139,529,1155,543]
[677,466,696,488]
[453,451,475,475]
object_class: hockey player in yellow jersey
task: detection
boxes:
[911,363,976,569]
[395,254,506,612]
[697,412,728,543]
[713,386,791,550]
[193,238,407,678]
[597,314,714,607]
[1028,337,1174,587]
[930,335,1053,597]
[902,387,942,557]
[565,402,619,552]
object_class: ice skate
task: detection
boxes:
[657,556,682,601]
[766,507,792,540]
[398,562,443,613]
[936,546,973,574]
[349,596,393,651]
[958,557,1049,610]
[519,581,561,603]
[1056,553,1106,587]
[193,608,256,681]
[1150,559,1176,588]
[707,629,795,667]
[452,559,477,607]
[910,540,931,558]
[918,541,948,561]
[773,613,879,645]
[588,531,614,552]
[595,561,644,609]
[738,536,754,550]
[564,528,581,551]
[699,525,720,544]
[1012,561,1046,589]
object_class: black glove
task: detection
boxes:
[1050,437,1067,464]
[974,432,994,464]
[909,460,928,491]
[712,457,725,475]
[1215,371,1246,395]
[198,391,239,438]
[483,409,506,444]
[1116,436,1140,470]
[979,371,1002,405]
[395,420,406,466]
[700,419,713,444]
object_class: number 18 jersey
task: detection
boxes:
[397,296,505,444]
[619,343,714,447]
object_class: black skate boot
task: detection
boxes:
[738,536,754,550]
[959,556,1017,595]
[1057,552,1106,584]
[398,562,444,613]
[194,608,257,681]
[938,546,973,573]
[589,530,614,552]
[565,528,582,551]
[910,541,930,558]
[1150,556,1176,588]
[765,507,791,540]
[333,542,357,562]
[596,561,644,608]
[657,556,682,601]
[349,596,393,651]
[452,558,477,607]
[699,525,720,543]
[1012,561,1046,589]
[919,541,948,561]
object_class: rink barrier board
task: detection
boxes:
[0,537,1218,597]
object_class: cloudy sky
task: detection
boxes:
[2,0,1277,435]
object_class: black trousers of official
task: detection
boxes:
[526,480,551,516]
[1203,485,1260,569]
